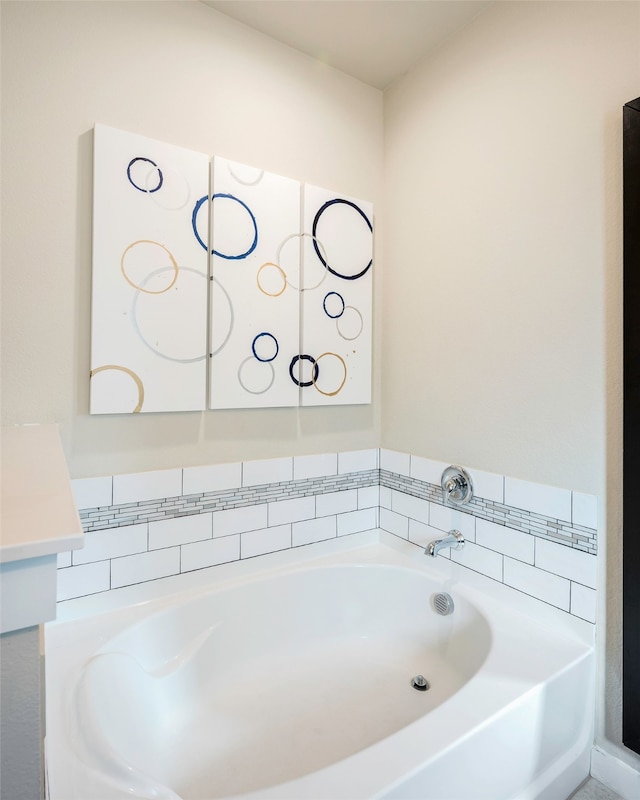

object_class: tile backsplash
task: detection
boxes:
[59,449,598,623]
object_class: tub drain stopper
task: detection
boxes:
[411,675,430,691]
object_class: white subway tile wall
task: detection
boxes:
[452,541,503,583]
[242,457,292,487]
[475,518,534,564]
[357,485,379,509]
[570,582,598,623]
[182,462,242,496]
[316,489,358,518]
[503,557,570,611]
[409,454,449,486]
[379,507,409,539]
[390,489,429,524]
[241,525,291,559]
[212,505,267,538]
[71,475,112,510]
[60,450,598,623]
[293,452,338,480]
[181,535,240,573]
[72,523,148,565]
[338,448,378,474]
[470,469,504,504]
[268,496,315,527]
[111,547,180,589]
[429,503,477,542]
[149,514,212,550]
[408,520,447,550]
[292,516,336,547]
[572,491,599,529]
[504,476,572,521]
[337,507,378,537]
[57,560,110,601]
[379,449,410,475]
[535,538,597,588]
[113,468,182,506]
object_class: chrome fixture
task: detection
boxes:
[425,529,465,557]
[431,592,455,616]
[441,465,473,506]
[411,674,430,691]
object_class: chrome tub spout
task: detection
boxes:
[426,530,465,557]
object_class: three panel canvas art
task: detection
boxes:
[90,124,373,414]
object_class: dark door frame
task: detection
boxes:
[623,96,640,756]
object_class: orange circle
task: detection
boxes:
[120,240,179,294]
[311,352,347,397]
[90,365,145,412]
[256,262,287,297]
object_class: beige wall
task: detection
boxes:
[0,0,384,477]
[383,0,639,773]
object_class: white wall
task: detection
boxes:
[0,0,384,476]
[383,0,639,775]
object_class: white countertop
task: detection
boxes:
[1,424,84,563]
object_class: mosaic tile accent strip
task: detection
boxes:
[379,469,597,556]
[79,469,379,533]
[78,465,596,556]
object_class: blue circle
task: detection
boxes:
[127,157,163,193]
[312,198,373,280]
[323,291,345,319]
[252,332,279,363]
[289,354,319,388]
[192,194,258,260]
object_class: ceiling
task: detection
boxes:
[201,1,492,89]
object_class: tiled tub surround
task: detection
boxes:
[59,449,598,622]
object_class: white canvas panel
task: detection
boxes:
[209,157,301,409]
[300,185,373,406]
[90,124,209,413]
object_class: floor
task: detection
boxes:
[568,777,623,799]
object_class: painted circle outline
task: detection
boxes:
[237,356,275,395]
[312,198,373,281]
[278,233,329,292]
[210,276,235,357]
[336,305,364,341]
[251,332,279,363]
[131,266,208,363]
[226,161,265,186]
[311,352,348,397]
[257,262,287,297]
[289,354,319,388]
[127,157,163,193]
[192,193,258,259]
[323,291,345,319]
[120,240,179,294]
[146,165,191,211]
[90,365,145,413]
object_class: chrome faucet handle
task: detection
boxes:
[441,465,473,506]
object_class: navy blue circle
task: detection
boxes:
[312,198,373,281]
[192,194,258,260]
[323,291,345,319]
[289,354,319,388]
[252,332,279,363]
[127,157,163,193]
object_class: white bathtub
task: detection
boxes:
[45,530,594,800]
